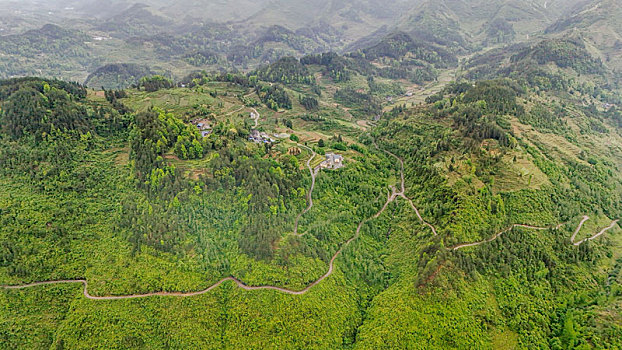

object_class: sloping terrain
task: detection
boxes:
[546,0,622,71]
[0,0,622,348]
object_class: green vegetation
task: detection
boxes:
[254,56,315,85]
[139,75,175,92]
[0,24,90,80]
[84,64,155,90]
[2,4,622,346]
[255,83,292,110]
[511,39,605,75]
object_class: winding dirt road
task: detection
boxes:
[570,216,591,245]
[250,108,259,128]
[376,145,438,236]
[2,145,620,298]
[1,168,397,299]
[449,215,619,251]
[570,216,620,246]
[293,144,317,236]
[450,224,557,251]
[225,106,246,117]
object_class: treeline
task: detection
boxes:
[423,80,526,148]
[301,52,351,82]
[139,75,174,92]
[253,56,315,85]
[255,84,292,110]
[349,32,457,67]
[129,108,209,185]
[299,95,319,110]
[0,79,89,140]
[210,147,303,259]
[179,71,293,111]
[0,24,89,58]
[124,105,304,259]
[182,50,220,67]
[463,38,617,106]
[84,63,154,90]
[250,53,352,85]
[511,38,605,75]
[460,79,525,116]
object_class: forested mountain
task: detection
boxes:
[95,3,173,39]
[546,0,622,71]
[0,0,613,84]
[0,24,91,81]
[392,0,590,51]
[1,0,622,348]
[84,63,156,90]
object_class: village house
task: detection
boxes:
[248,129,274,144]
[196,122,211,131]
[319,153,344,170]
[192,120,212,137]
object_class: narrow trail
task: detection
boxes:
[225,106,245,117]
[2,145,620,298]
[293,144,318,236]
[570,216,591,244]
[571,216,620,246]
[1,167,397,299]
[250,108,259,128]
[372,144,619,251]
[450,224,557,251]
[375,143,438,236]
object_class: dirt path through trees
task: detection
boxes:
[293,144,317,236]
[2,146,619,297]
[251,108,259,128]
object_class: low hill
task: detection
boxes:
[84,63,156,89]
[0,24,91,81]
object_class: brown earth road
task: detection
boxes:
[1,169,397,299]
[250,108,259,128]
[375,144,438,236]
[2,146,620,297]
[571,216,620,246]
[450,216,620,251]
[450,224,557,251]
[570,216,591,244]
[293,144,318,236]
[225,106,246,117]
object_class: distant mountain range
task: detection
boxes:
[0,0,618,87]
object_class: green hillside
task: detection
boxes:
[546,0,622,71]
[1,0,622,348]
[2,42,622,347]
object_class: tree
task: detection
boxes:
[139,75,173,92]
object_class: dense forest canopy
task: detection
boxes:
[1,0,622,348]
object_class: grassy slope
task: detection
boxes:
[1,63,622,348]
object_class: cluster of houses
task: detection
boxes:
[318,153,344,170]
[249,129,275,144]
[191,119,212,138]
